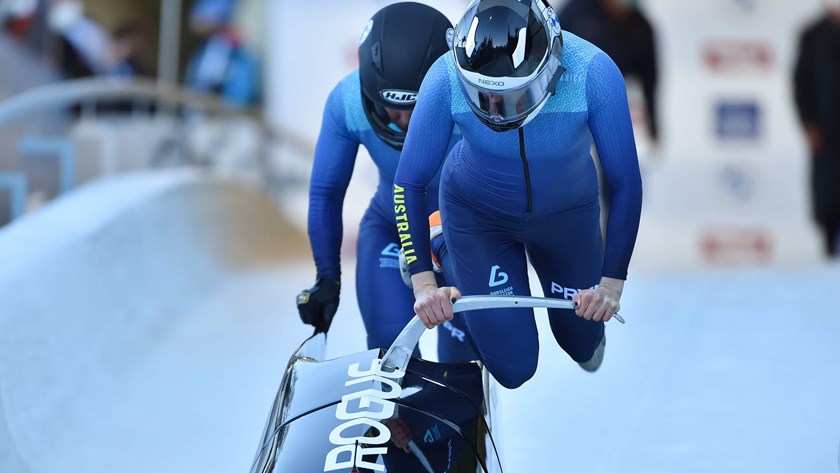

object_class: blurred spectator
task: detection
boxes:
[793,0,840,258]
[185,0,257,107]
[46,0,133,79]
[3,0,51,57]
[1,0,39,38]
[110,22,150,78]
[559,0,659,144]
[47,0,110,78]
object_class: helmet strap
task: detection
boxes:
[547,65,566,96]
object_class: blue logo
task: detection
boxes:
[546,6,561,34]
[719,165,755,203]
[716,101,761,141]
[381,243,401,257]
[489,265,509,287]
[424,424,442,444]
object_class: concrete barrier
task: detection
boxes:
[0,171,307,472]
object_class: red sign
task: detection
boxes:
[703,41,774,72]
[700,227,773,265]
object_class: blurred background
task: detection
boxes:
[1,0,838,472]
[1,0,833,265]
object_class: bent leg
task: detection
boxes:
[432,235,479,362]
[442,203,538,388]
[525,204,605,364]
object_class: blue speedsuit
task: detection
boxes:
[393,33,643,388]
[308,71,474,361]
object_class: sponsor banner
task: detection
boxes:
[703,40,774,73]
[715,100,761,141]
[632,219,822,270]
[700,226,773,265]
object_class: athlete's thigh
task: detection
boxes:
[441,202,538,385]
[432,235,479,362]
[355,212,416,350]
[525,205,605,362]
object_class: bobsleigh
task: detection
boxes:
[247,295,615,472]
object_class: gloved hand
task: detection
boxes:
[296,278,340,333]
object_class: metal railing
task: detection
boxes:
[0,77,315,225]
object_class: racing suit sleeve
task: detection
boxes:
[308,85,360,281]
[586,52,644,280]
[393,58,455,275]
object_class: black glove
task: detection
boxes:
[297,278,340,333]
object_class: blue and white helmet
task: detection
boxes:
[453,0,565,132]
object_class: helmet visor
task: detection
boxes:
[456,35,563,128]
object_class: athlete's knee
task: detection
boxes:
[561,324,604,363]
[566,345,597,363]
[486,354,538,389]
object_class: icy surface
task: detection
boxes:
[10,260,840,472]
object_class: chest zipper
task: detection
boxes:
[518,127,533,213]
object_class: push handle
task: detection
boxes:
[381,295,625,371]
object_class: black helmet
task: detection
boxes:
[453,0,565,132]
[358,2,454,150]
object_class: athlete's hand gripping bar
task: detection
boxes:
[452,295,625,324]
[382,295,625,371]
